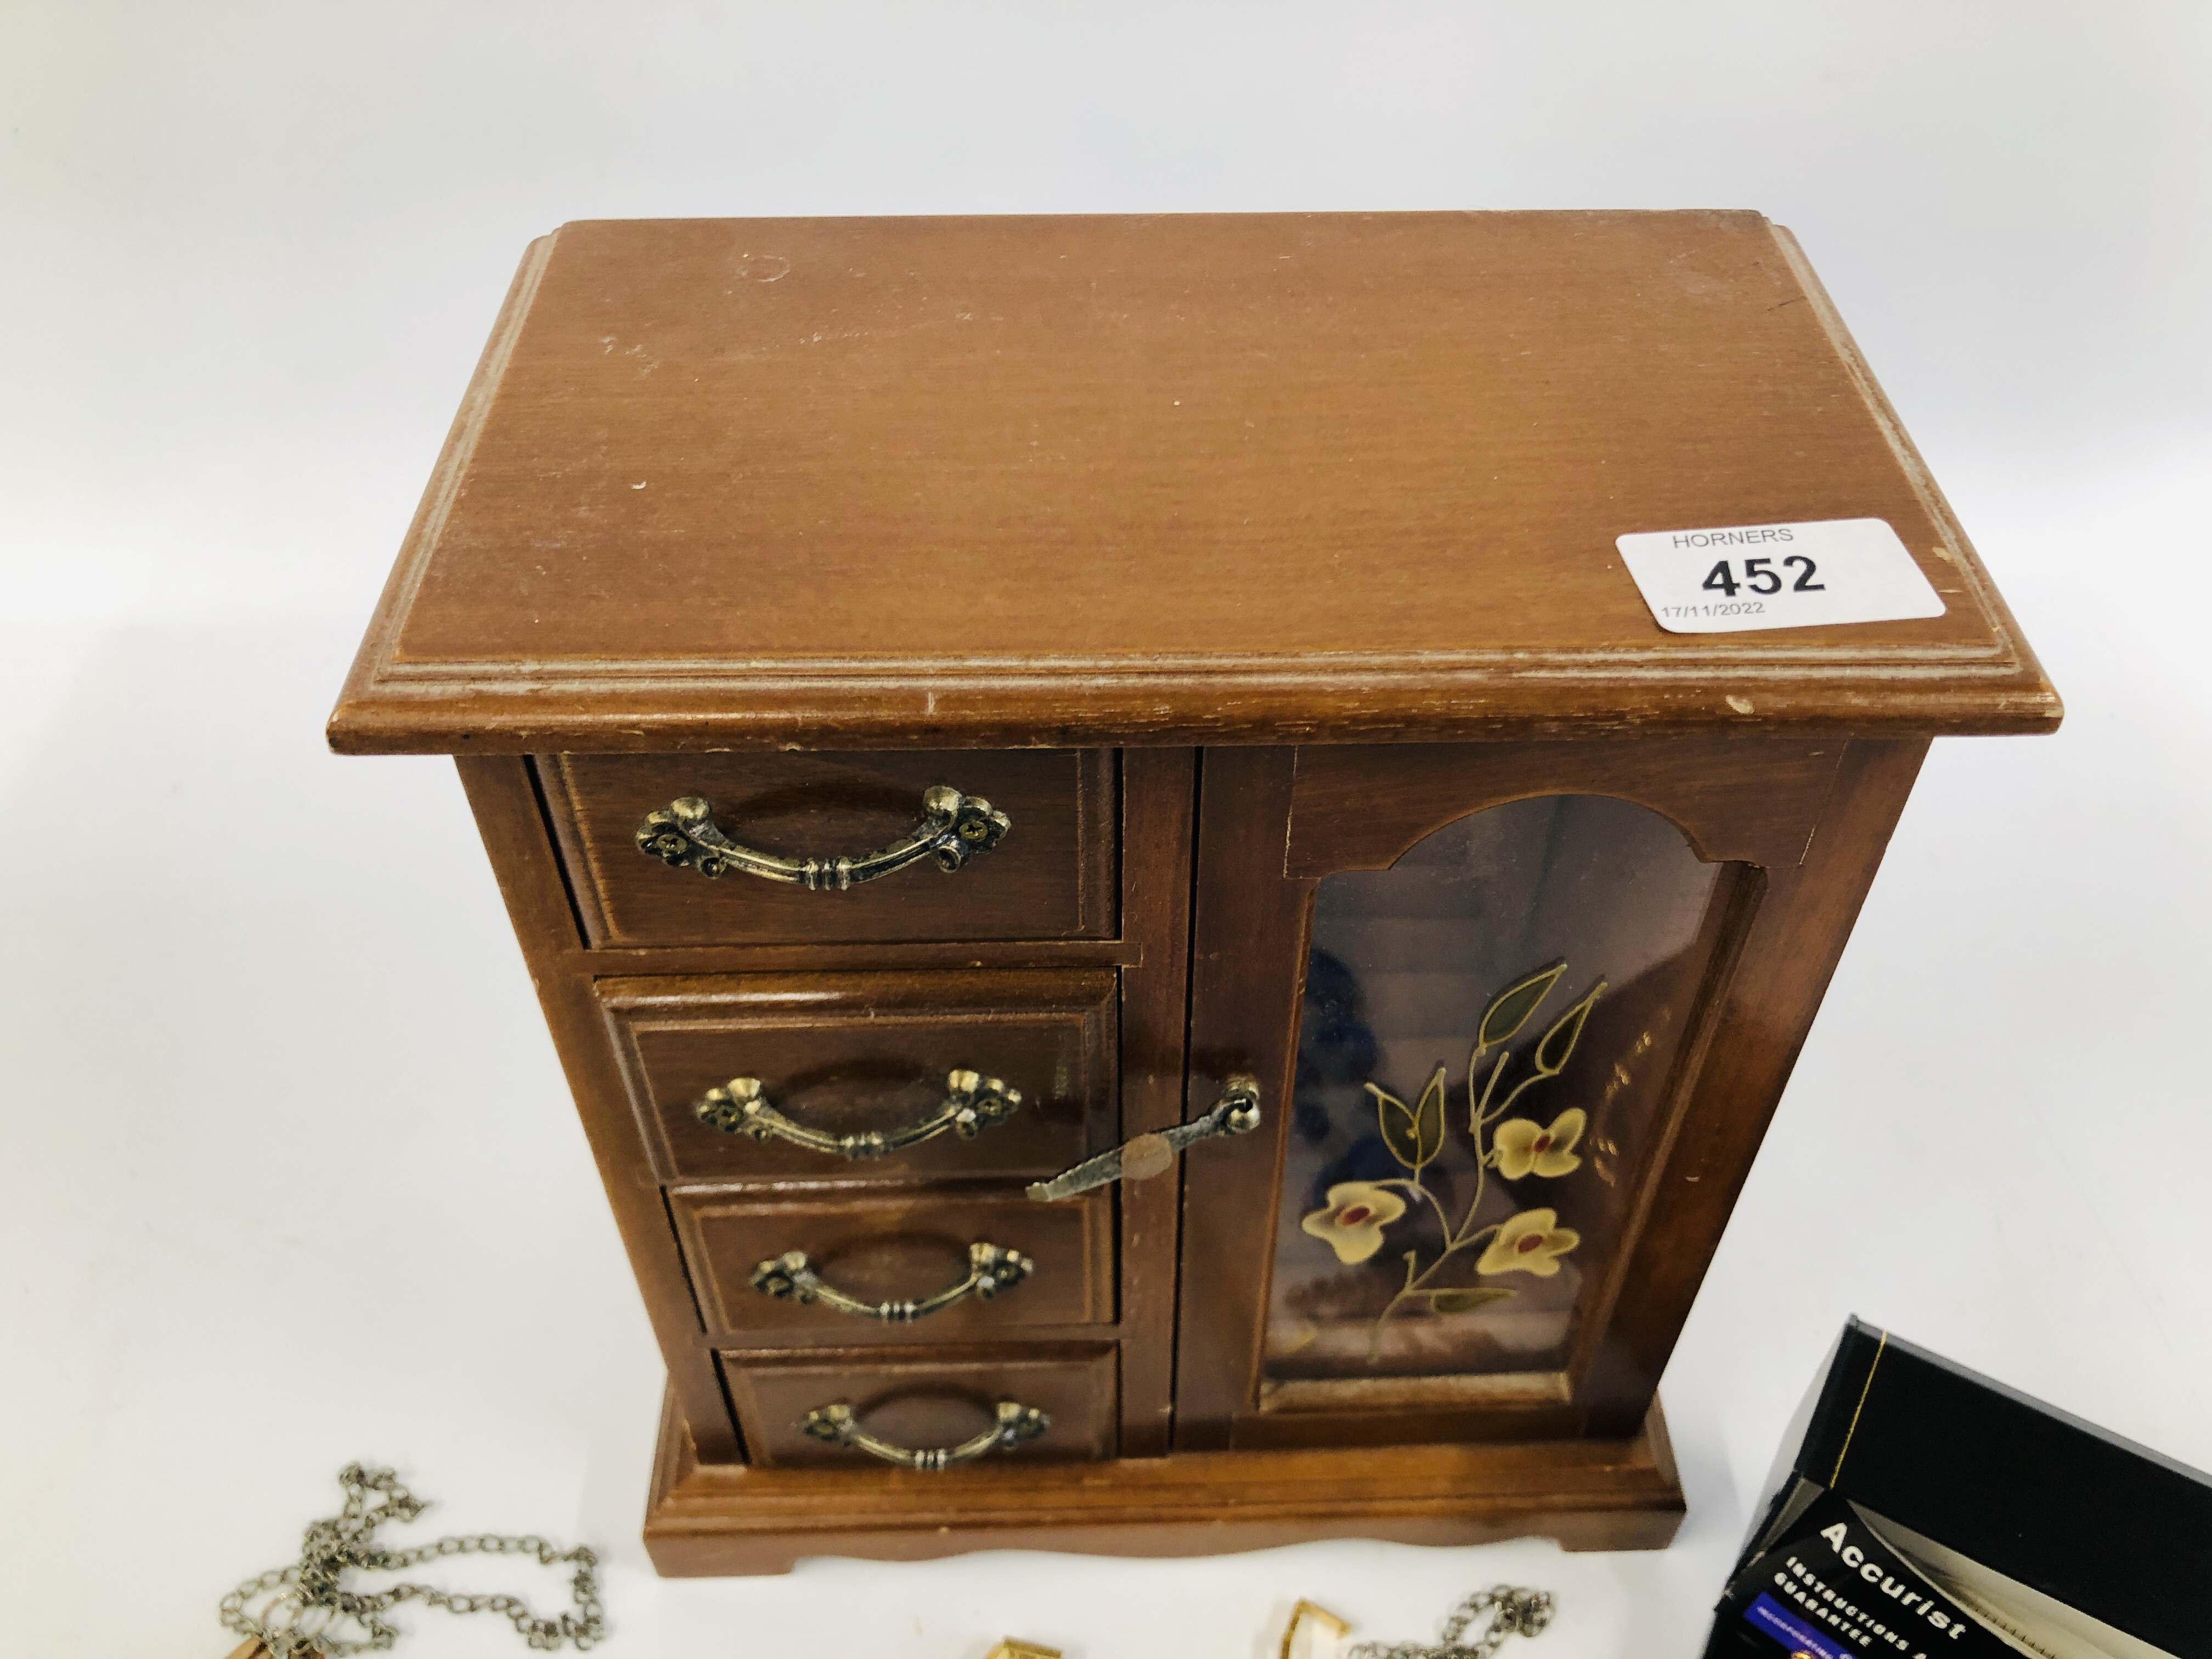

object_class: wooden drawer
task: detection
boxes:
[672,1186,1113,1338]
[600,969,1117,1183]
[721,1345,1118,1469]
[543,751,1117,948]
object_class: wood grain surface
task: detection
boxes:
[382,218,2057,1568]
[670,1185,1113,1336]
[596,968,1118,1184]
[1286,737,1843,872]
[451,753,1197,1479]
[721,1343,1119,1468]
[645,1387,1684,1573]
[330,212,2058,753]
[546,749,1116,946]
[1176,737,1932,1454]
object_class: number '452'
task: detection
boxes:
[1702,556,1826,596]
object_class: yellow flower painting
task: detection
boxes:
[1474,1208,1582,1278]
[1299,1182,1409,1263]
[1296,961,1607,1361]
[1492,1109,1586,1180]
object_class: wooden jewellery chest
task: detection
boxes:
[329,212,2058,1573]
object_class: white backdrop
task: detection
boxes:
[4,5,2208,1656]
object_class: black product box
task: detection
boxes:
[1703,1317,2212,1659]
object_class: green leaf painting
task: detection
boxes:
[1532,982,1605,1078]
[1476,962,1566,1051]
[1368,1066,1447,1171]
[1426,1288,1517,1314]
[1305,961,1609,1362]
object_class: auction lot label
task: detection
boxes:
[1616,518,1946,634]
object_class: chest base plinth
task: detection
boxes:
[641,1387,1685,1576]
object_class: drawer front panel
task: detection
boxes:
[601,969,1118,1183]
[545,750,1117,948]
[721,1345,1117,1469]
[672,1187,1113,1338]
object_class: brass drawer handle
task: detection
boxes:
[750,1242,1035,1323]
[1028,1074,1261,1201]
[693,1069,1022,1160]
[635,786,1011,889]
[803,1400,1050,1470]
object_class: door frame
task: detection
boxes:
[1173,737,1927,1451]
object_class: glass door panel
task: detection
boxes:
[1265,794,1729,1384]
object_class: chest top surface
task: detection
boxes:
[330,211,2056,753]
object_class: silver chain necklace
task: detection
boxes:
[219,1464,606,1657]
[1345,1585,1556,1659]
[224,1466,1542,1658]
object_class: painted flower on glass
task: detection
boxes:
[1299,1182,1408,1264]
[1474,1207,1582,1278]
[1295,960,1607,1361]
[1492,1108,1586,1180]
